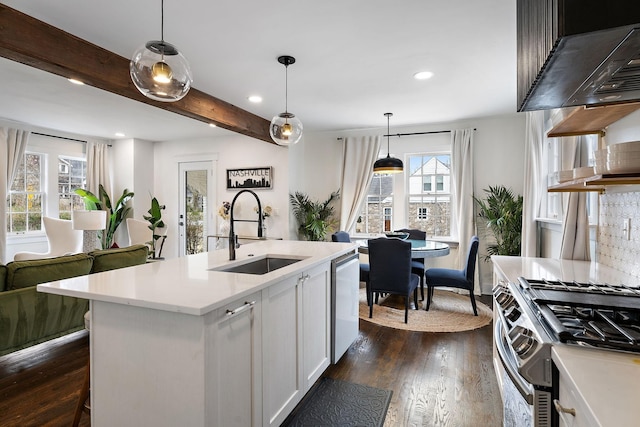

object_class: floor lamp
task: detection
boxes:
[72,210,107,252]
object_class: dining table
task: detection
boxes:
[357,238,450,259]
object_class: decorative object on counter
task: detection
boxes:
[75,185,134,249]
[226,167,272,189]
[473,185,523,260]
[72,209,107,253]
[255,204,272,237]
[270,55,303,146]
[358,289,491,332]
[290,190,340,241]
[373,112,403,174]
[281,377,391,427]
[129,0,192,102]
[216,201,231,249]
[143,196,166,259]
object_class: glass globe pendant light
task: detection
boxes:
[373,113,403,173]
[129,0,192,102]
[270,55,303,146]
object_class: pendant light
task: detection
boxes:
[270,55,303,146]
[129,0,193,102]
[373,113,403,174]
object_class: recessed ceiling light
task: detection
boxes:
[209,123,217,128]
[115,132,125,137]
[413,71,434,80]
[248,95,262,103]
[68,78,85,85]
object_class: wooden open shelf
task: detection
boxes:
[547,104,640,138]
[548,173,640,193]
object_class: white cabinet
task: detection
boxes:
[556,373,597,427]
[211,292,262,427]
[262,261,331,427]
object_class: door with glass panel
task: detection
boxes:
[178,161,215,256]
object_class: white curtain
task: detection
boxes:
[451,129,479,294]
[339,136,381,232]
[86,141,111,196]
[0,128,30,263]
[560,136,591,260]
[521,111,547,257]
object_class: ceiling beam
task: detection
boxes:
[0,4,274,143]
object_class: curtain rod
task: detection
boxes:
[384,128,477,137]
[32,131,112,147]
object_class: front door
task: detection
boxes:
[178,161,215,256]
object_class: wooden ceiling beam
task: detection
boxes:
[0,4,273,143]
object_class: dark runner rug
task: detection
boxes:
[281,377,392,427]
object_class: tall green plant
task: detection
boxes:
[143,196,166,258]
[75,184,134,249]
[290,190,340,241]
[473,185,523,260]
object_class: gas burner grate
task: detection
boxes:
[521,278,640,297]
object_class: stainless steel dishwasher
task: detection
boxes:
[331,251,360,363]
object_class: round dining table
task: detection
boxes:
[357,238,450,259]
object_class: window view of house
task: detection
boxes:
[407,154,451,237]
[356,174,394,233]
[6,152,44,233]
[58,156,87,220]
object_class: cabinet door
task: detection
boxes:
[301,262,331,390]
[262,275,303,427]
[212,292,262,427]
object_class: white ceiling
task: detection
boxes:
[0,0,517,142]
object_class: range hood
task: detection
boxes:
[517,0,640,111]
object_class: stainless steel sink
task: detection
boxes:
[213,256,304,275]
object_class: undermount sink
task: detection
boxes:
[213,256,304,275]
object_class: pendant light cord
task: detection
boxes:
[284,64,289,113]
[160,0,165,42]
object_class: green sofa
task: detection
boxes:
[0,244,149,356]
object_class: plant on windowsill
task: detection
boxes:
[74,184,134,249]
[290,190,340,241]
[473,185,523,261]
[143,196,166,259]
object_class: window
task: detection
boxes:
[58,156,87,220]
[357,174,394,233]
[407,153,452,237]
[7,152,44,233]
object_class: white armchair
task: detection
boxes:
[127,218,167,258]
[14,217,83,261]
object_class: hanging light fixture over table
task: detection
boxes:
[130,0,193,102]
[373,112,403,173]
[270,55,303,146]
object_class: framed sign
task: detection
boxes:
[227,167,272,189]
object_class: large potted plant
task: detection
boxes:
[473,185,523,260]
[75,184,134,249]
[290,190,340,241]
[143,196,166,259]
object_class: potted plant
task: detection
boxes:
[143,196,166,259]
[473,185,523,260]
[290,190,340,241]
[75,184,134,249]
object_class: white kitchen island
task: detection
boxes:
[37,240,358,427]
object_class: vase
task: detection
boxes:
[216,219,230,249]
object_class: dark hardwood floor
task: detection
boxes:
[0,297,501,427]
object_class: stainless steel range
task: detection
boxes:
[493,276,640,427]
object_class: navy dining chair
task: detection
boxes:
[367,237,420,323]
[395,228,427,300]
[425,236,480,316]
[330,231,370,291]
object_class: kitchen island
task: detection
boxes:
[37,240,358,427]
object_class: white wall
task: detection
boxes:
[154,133,290,259]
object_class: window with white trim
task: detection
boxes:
[6,152,44,233]
[357,174,394,233]
[58,156,87,220]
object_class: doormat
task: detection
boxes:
[281,377,392,427]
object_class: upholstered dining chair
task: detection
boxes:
[14,217,83,260]
[425,235,480,316]
[331,231,370,290]
[395,228,427,300]
[367,237,420,323]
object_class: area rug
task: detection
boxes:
[359,288,492,332]
[281,377,392,427]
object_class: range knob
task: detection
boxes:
[505,306,521,322]
[512,333,538,358]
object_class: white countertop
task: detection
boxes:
[37,240,356,316]
[552,345,640,427]
[492,256,640,427]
